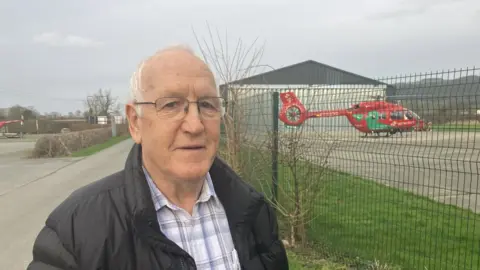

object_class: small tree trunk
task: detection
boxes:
[290,220,296,248]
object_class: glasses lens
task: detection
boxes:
[198,97,225,118]
[155,97,186,119]
[154,97,226,119]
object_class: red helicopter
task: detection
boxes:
[278,91,431,137]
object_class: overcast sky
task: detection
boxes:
[0,0,479,115]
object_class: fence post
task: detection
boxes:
[20,114,24,138]
[111,116,117,137]
[271,92,279,207]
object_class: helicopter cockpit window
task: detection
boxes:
[391,111,405,120]
[406,110,420,120]
[405,111,414,120]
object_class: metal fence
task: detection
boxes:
[219,67,480,270]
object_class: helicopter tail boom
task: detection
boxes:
[306,109,348,118]
[278,91,351,126]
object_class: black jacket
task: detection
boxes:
[27,143,288,270]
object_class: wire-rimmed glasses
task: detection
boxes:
[134,96,227,120]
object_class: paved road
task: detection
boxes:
[298,130,480,213]
[0,137,83,196]
[0,138,134,270]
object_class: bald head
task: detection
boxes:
[125,45,223,190]
[130,45,216,103]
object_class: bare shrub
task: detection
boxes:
[31,127,112,158]
[192,22,266,173]
[262,126,340,248]
[191,23,342,250]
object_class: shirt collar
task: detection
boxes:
[142,166,217,211]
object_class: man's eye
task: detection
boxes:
[199,101,215,109]
[165,102,177,107]
[161,101,180,109]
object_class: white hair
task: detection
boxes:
[128,44,220,116]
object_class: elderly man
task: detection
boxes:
[27,45,288,270]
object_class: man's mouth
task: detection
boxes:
[179,145,206,150]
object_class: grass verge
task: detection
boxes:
[227,145,480,270]
[70,135,130,157]
[288,250,349,269]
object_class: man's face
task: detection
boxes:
[127,52,221,182]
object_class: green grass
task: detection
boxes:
[70,135,131,157]
[229,146,480,270]
[288,251,349,269]
[309,173,480,270]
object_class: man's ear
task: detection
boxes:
[125,104,142,144]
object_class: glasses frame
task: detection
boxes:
[133,96,227,120]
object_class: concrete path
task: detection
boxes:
[0,139,134,270]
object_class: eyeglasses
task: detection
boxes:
[134,96,227,120]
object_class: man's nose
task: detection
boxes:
[181,103,205,134]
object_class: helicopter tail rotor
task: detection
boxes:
[279,91,308,126]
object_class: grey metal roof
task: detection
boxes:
[220,60,388,86]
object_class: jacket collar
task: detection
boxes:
[124,143,265,266]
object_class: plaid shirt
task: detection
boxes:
[143,167,241,269]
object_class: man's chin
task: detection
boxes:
[171,160,213,180]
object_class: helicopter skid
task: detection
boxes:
[361,128,412,138]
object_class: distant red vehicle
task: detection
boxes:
[0,120,21,129]
[278,91,431,137]
[0,120,23,138]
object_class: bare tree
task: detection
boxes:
[84,88,119,116]
[241,121,339,249]
[45,112,62,119]
[280,127,338,248]
[192,23,340,249]
[192,22,266,172]
[7,105,40,120]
